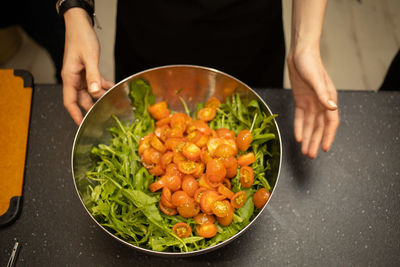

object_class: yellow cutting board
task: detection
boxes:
[0,69,32,226]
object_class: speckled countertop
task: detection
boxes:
[1,86,399,266]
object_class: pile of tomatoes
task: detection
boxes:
[139,97,270,239]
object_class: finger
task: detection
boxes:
[101,77,114,90]
[63,84,83,125]
[301,110,316,156]
[294,107,304,142]
[321,109,340,151]
[307,113,325,159]
[78,90,94,112]
[84,59,105,98]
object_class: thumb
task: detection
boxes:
[85,60,103,98]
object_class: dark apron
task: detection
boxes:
[115,0,285,88]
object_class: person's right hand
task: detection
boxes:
[62,8,113,125]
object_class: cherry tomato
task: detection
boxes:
[154,125,170,142]
[171,190,190,207]
[138,133,153,155]
[231,191,247,209]
[177,160,197,175]
[194,213,216,225]
[173,152,186,164]
[222,138,238,156]
[253,188,270,209]
[149,165,164,176]
[166,127,184,139]
[197,107,216,121]
[212,200,230,218]
[222,156,238,178]
[222,178,231,189]
[150,135,166,153]
[155,114,171,127]
[237,152,256,166]
[240,166,254,188]
[142,148,161,165]
[216,200,234,226]
[214,144,236,158]
[161,187,175,209]
[177,198,200,218]
[182,142,201,161]
[194,187,208,203]
[165,173,182,192]
[189,120,211,136]
[172,222,192,238]
[159,200,177,215]
[149,177,166,192]
[192,162,205,178]
[165,163,180,175]
[170,113,188,132]
[200,147,213,165]
[216,128,235,139]
[237,129,252,151]
[205,97,221,109]
[206,159,226,183]
[200,190,223,214]
[160,151,174,169]
[217,184,234,199]
[165,138,185,152]
[207,138,225,156]
[182,175,199,197]
[198,174,216,190]
[148,101,170,120]
[187,131,209,148]
[196,223,218,238]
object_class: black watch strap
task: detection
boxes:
[56,0,95,26]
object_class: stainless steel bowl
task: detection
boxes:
[72,65,282,256]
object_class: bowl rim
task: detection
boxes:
[71,64,283,257]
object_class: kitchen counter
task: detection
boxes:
[1,85,399,266]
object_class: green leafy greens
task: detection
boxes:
[84,79,278,252]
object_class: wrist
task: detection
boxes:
[64,8,92,27]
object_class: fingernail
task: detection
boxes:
[328,100,337,108]
[89,82,100,93]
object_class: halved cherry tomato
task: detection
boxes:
[159,200,177,215]
[200,190,223,214]
[173,152,186,165]
[211,200,230,218]
[216,200,234,226]
[197,107,216,121]
[182,142,201,161]
[205,97,221,109]
[222,156,238,178]
[205,174,223,188]
[148,101,170,120]
[196,223,218,238]
[198,174,215,190]
[177,160,197,175]
[222,138,238,156]
[192,162,205,178]
[161,187,175,209]
[216,128,235,139]
[240,166,254,188]
[142,148,161,165]
[217,184,234,199]
[189,120,211,136]
[154,125,170,142]
[149,165,164,176]
[149,177,166,192]
[231,191,247,209]
[187,131,209,148]
[207,138,225,156]
[155,114,171,127]
[206,159,226,183]
[177,198,200,218]
[172,222,192,238]
[222,178,231,189]
[166,127,184,139]
[194,213,216,225]
[194,187,208,203]
[160,151,174,169]
[150,135,166,153]
[214,144,236,158]
[165,138,185,152]
[237,152,256,166]
[252,188,270,209]
[170,113,188,132]
[164,173,182,192]
[182,175,199,197]
[200,147,213,165]
[171,190,190,207]
[165,163,180,175]
[237,129,252,151]
[138,133,153,155]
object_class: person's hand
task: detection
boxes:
[287,48,340,159]
[61,8,113,125]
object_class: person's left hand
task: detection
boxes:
[287,48,340,159]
